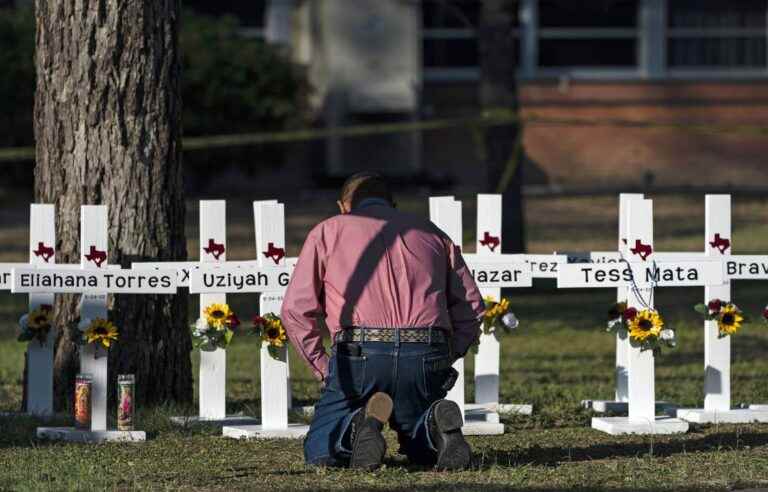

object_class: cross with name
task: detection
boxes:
[558,197,725,435]
[0,205,57,417]
[12,205,178,442]
[430,195,532,436]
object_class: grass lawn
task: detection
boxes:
[0,194,768,490]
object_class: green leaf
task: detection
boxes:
[267,344,280,361]
[223,328,234,347]
[694,303,708,315]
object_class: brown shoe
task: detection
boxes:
[349,392,393,470]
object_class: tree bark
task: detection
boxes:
[34,0,191,410]
[479,0,526,253]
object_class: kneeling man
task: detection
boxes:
[281,172,484,470]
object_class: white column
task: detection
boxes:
[26,204,56,416]
[616,194,644,402]
[520,0,539,79]
[199,201,227,420]
[265,0,296,46]
[474,195,502,405]
[79,205,109,432]
[254,201,289,430]
[626,199,655,422]
[429,197,465,420]
[704,195,732,412]
[639,0,667,79]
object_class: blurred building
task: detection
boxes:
[184,1,768,186]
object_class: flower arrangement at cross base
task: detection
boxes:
[694,299,746,338]
[78,317,119,351]
[192,303,240,351]
[609,302,676,354]
[18,305,54,345]
[252,313,287,360]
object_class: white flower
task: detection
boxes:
[501,312,519,330]
[78,317,92,332]
[193,317,209,337]
[660,328,677,347]
[18,314,29,330]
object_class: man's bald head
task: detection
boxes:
[338,172,394,213]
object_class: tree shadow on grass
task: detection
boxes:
[471,429,768,469]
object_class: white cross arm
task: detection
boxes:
[0,263,28,290]
[557,260,724,288]
[1,263,123,291]
[724,255,768,279]
[464,259,533,288]
[11,267,177,294]
[188,265,292,293]
[464,254,568,279]
[134,259,298,287]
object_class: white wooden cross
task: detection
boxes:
[0,204,57,417]
[558,198,723,435]
[676,195,768,423]
[219,200,309,439]
[429,196,532,436]
[13,205,178,442]
[461,195,535,427]
[184,209,304,439]
[136,200,262,426]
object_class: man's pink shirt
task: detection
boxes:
[280,204,485,381]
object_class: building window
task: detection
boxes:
[538,0,639,67]
[422,0,519,81]
[667,0,767,68]
[422,0,481,73]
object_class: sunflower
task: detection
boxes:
[718,304,744,336]
[484,296,510,321]
[629,309,663,343]
[204,303,232,330]
[27,307,52,332]
[263,318,286,347]
[84,318,119,349]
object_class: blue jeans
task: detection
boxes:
[304,338,454,466]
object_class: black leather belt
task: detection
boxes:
[334,327,448,344]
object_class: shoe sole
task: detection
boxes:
[433,400,472,470]
[349,393,393,470]
[365,392,393,424]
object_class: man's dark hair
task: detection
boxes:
[340,171,394,208]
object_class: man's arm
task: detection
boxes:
[280,227,329,381]
[445,242,485,359]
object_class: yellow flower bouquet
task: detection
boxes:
[191,303,240,351]
[481,295,519,336]
[18,304,54,345]
[695,299,747,338]
[77,317,119,350]
[252,313,287,360]
[626,308,676,354]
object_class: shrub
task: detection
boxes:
[181,10,310,137]
[0,7,35,148]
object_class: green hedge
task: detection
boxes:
[0,7,35,148]
[0,7,309,147]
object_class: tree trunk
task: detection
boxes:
[34,0,191,411]
[479,0,526,253]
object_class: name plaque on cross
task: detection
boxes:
[558,261,723,288]
[11,267,178,294]
[464,260,532,288]
[188,265,292,293]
